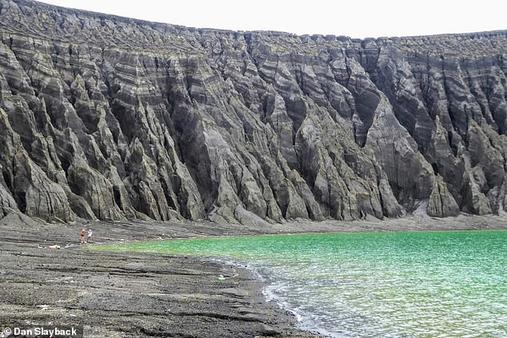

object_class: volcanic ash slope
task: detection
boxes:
[0,0,506,224]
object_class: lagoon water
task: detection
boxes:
[110,231,507,337]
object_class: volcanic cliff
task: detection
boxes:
[0,0,506,224]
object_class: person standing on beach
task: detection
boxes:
[80,228,86,244]
[87,228,93,243]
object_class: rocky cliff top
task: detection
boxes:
[2,0,507,56]
[0,0,506,224]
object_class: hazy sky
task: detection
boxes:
[39,0,506,38]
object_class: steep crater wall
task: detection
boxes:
[0,0,506,224]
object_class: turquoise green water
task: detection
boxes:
[99,231,507,337]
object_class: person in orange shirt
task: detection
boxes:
[80,228,86,244]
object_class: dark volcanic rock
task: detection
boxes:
[0,0,506,223]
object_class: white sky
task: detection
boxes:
[39,0,506,38]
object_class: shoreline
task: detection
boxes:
[0,213,318,338]
[1,213,506,337]
[88,215,507,338]
[94,225,507,247]
[216,258,335,338]
[90,213,507,246]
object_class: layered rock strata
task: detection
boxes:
[0,0,506,224]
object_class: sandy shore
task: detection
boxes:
[1,212,506,337]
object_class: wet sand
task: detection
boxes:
[0,212,506,337]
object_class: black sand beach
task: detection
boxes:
[1,213,506,337]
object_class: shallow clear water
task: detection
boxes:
[100,231,507,337]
